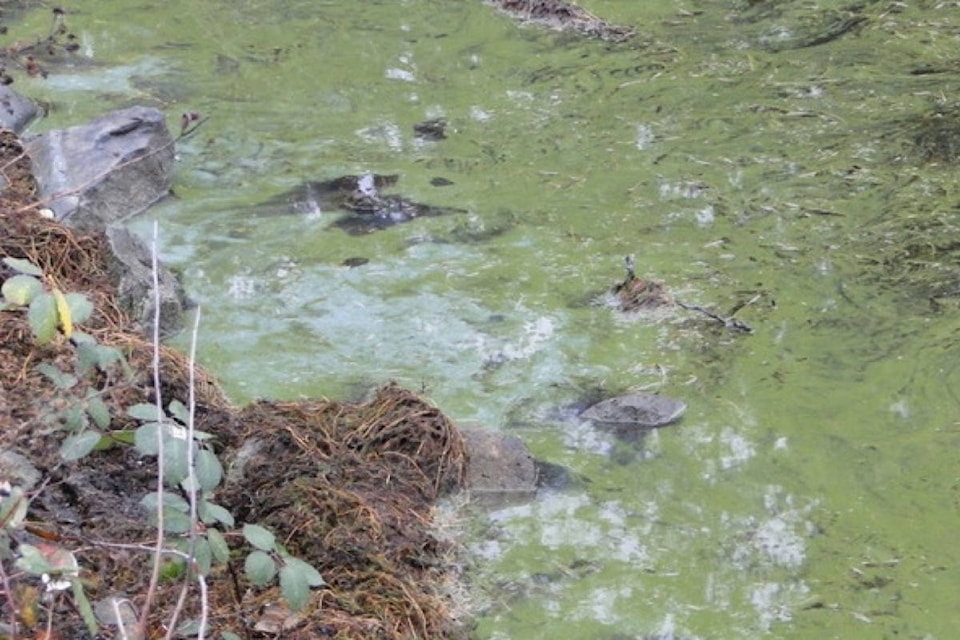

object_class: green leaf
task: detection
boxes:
[65,292,93,324]
[0,486,28,530]
[195,448,223,492]
[85,395,111,429]
[160,506,192,534]
[128,403,162,421]
[282,556,325,587]
[14,543,53,575]
[134,422,163,456]
[92,431,133,452]
[1,274,42,305]
[168,399,189,424]
[194,537,213,575]
[60,431,102,461]
[174,618,202,637]
[70,331,96,345]
[28,292,59,344]
[72,577,99,637]
[206,528,231,565]
[244,550,276,586]
[179,474,200,494]
[279,563,311,611]
[75,342,99,376]
[159,557,186,581]
[77,342,125,376]
[162,436,191,486]
[94,344,124,369]
[36,363,77,390]
[221,632,243,640]
[103,430,136,446]
[140,491,189,513]
[62,405,87,431]
[199,500,235,527]
[3,257,43,276]
[243,523,276,552]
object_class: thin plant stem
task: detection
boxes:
[85,539,190,560]
[190,308,209,639]
[0,559,18,638]
[113,598,130,640]
[137,219,166,639]
[163,306,206,640]
[196,574,209,639]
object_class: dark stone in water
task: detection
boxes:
[460,427,538,505]
[341,257,369,268]
[534,459,587,492]
[257,173,465,235]
[413,117,447,141]
[580,393,686,440]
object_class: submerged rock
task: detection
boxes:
[258,173,465,234]
[581,393,686,440]
[461,427,538,504]
[413,117,447,141]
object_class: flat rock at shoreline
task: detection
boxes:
[25,104,174,230]
[460,427,538,503]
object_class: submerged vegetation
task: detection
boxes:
[3,0,960,638]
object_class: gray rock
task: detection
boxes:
[105,225,189,338]
[461,427,538,505]
[0,85,38,134]
[25,105,174,231]
[581,393,686,439]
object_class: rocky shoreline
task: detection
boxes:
[0,0,684,632]
[0,82,548,638]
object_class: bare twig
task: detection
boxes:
[675,300,753,333]
[84,539,191,559]
[0,149,29,176]
[137,219,166,639]
[113,597,130,640]
[0,557,18,638]
[189,308,209,640]
[163,306,205,640]
[196,574,209,640]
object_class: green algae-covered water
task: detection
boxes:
[18,1,960,637]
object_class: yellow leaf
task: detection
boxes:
[52,287,73,338]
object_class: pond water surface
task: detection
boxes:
[17,1,960,638]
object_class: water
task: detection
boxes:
[17,1,960,637]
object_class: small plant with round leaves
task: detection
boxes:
[2,256,133,461]
[129,400,233,576]
[242,523,326,611]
